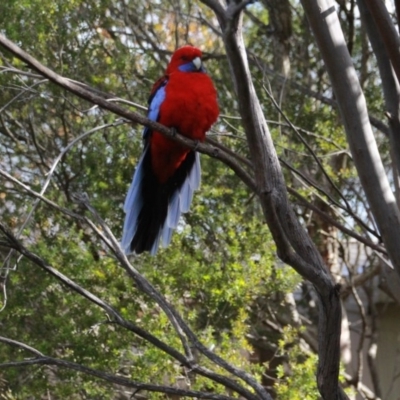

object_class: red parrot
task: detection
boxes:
[122,46,219,255]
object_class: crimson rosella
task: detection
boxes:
[122,46,219,255]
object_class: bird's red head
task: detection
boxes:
[166,46,204,74]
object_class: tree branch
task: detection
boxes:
[201,2,348,399]
[0,33,256,194]
[362,0,400,86]
[0,356,236,400]
[357,0,400,198]
[249,52,389,136]
[300,0,400,280]
[288,188,386,256]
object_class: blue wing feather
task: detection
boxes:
[143,78,167,138]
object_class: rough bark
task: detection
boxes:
[202,1,348,398]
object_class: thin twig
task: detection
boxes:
[288,187,386,255]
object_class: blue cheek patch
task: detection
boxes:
[178,61,206,73]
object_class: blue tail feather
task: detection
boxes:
[150,231,162,256]
[122,149,200,255]
[121,150,148,253]
[190,152,201,189]
[161,225,174,248]
[167,190,181,228]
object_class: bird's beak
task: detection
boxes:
[192,57,202,70]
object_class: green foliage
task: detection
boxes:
[1,0,387,398]
[274,327,319,399]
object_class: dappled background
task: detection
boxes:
[0,1,396,399]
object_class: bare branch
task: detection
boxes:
[288,188,386,256]
[265,84,351,210]
[227,0,254,19]
[357,0,400,191]
[249,52,389,136]
[340,264,381,300]
[0,356,236,400]
[0,168,82,221]
[0,79,48,114]
[0,119,127,283]
[348,270,367,389]
[0,336,44,357]
[199,0,226,22]
[343,372,381,400]
[267,86,380,240]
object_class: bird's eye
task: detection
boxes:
[180,56,189,61]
